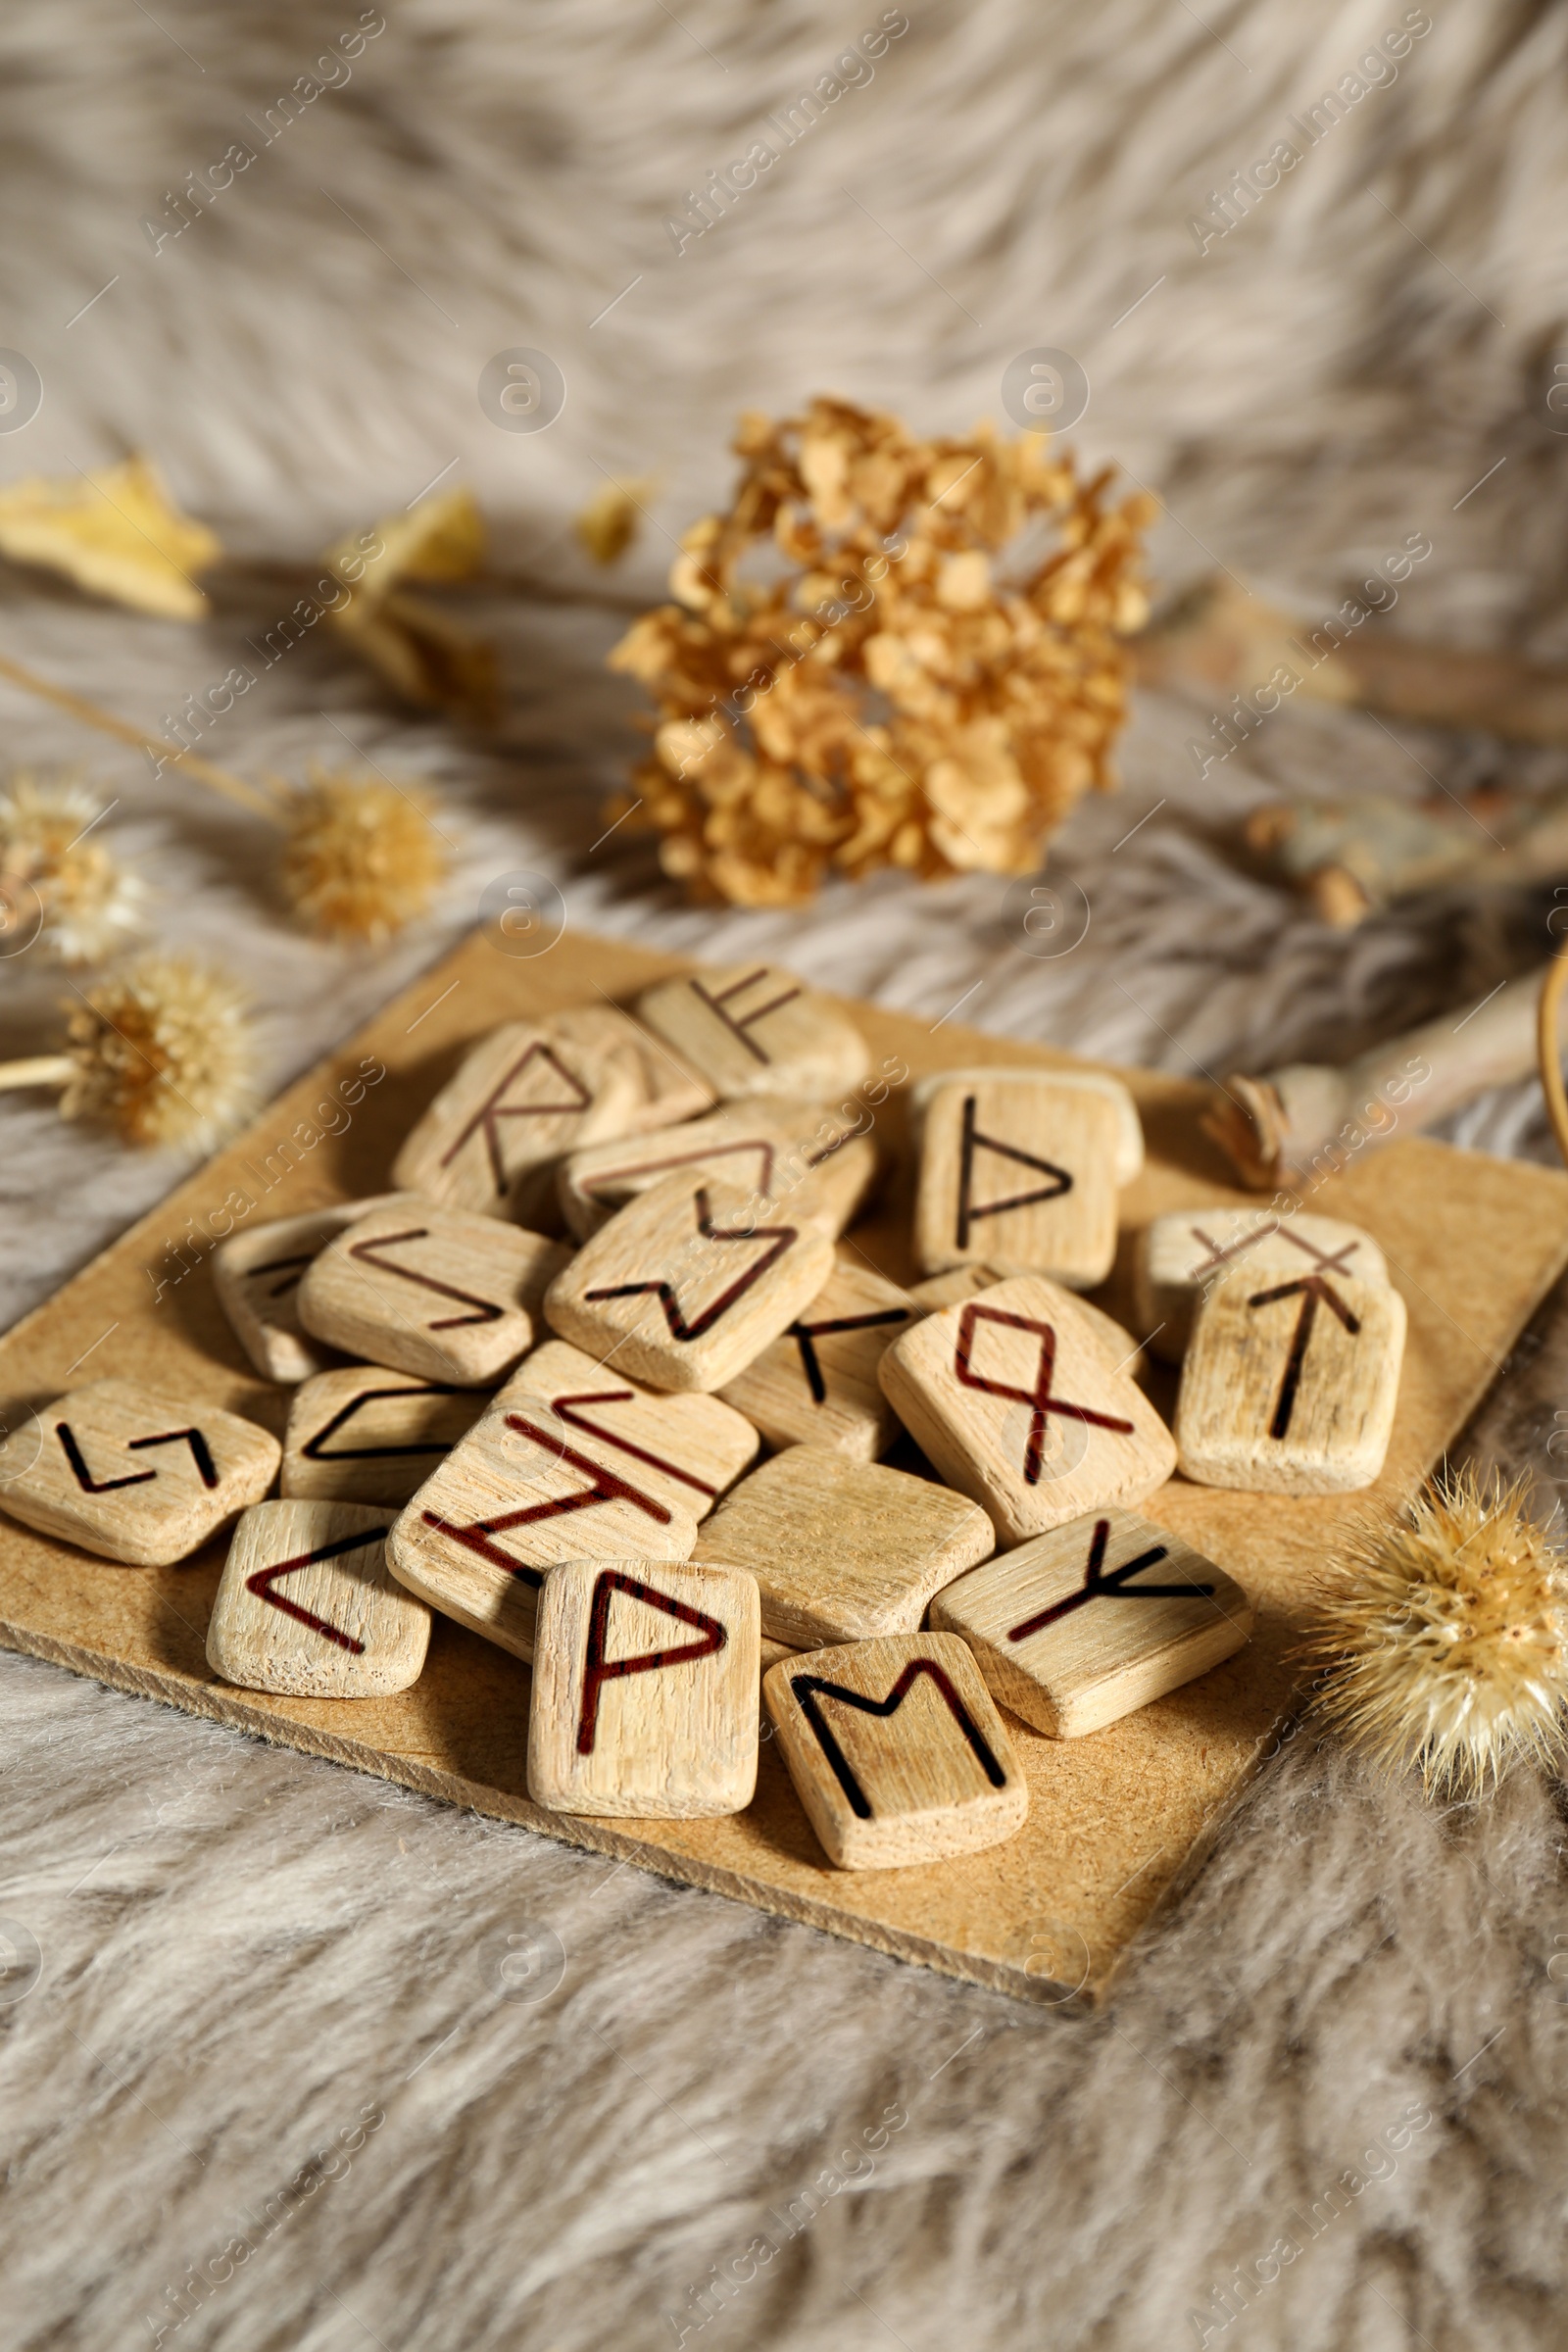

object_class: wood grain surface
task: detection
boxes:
[0,923,1562,2007]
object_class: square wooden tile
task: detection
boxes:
[281,1366,492,1506]
[298,1201,567,1386]
[1175,1267,1406,1494]
[930,1508,1252,1738]
[1134,1207,1390,1362]
[0,1377,279,1567]
[498,1339,759,1518]
[527,1558,760,1818]
[913,1075,1124,1285]
[637,963,871,1101]
[718,1258,921,1459]
[878,1275,1177,1545]
[385,1398,700,1661]
[207,1499,431,1698]
[762,1633,1028,1869]
[391,1018,641,1221]
[912,1064,1144,1186]
[544,1171,835,1393]
[558,1101,876,1242]
[692,1446,993,1647]
[210,1194,414,1382]
[542,1003,713,1133]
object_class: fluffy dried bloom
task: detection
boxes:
[1299,1468,1568,1798]
[62,954,258,1148]
[0,773,144,962]
[279,766,448,943]
[606,398,1155,906]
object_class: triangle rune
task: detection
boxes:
[955,1096,1072,1250]
[576,1569,727,1753]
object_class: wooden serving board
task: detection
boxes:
[1,925,1564,2009]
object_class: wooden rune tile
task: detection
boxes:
[207,1499,431,1698]
[692,1445,993,1648]
[542,1003,714,1133]
[718,1259,922,1461]
[912,1064,1145,1187]
[636,962,871,1102]
[558,1101,876,1243]
[298,1201,567,1386]
[0,1376,279,1567]
[385,1398,700,1662]
[544,1171,835,1394]
[211,1195,412,1383]
[762,1633,1029,1870]
[527,1558,760,1819]
[913,1075,1124,1285]
[280,1367,492,1506]
[878,1275,1177,1545]
[930,1507,1252,1739]
[1175,1267,1406,1494]
[391,1018,641,1222]
[497,1339,759,1518]
[1135,1207,1390,1363]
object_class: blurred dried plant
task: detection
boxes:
[0,457,221,618]
[0,953,258,1148]
[0,773,144,962]
[322,488,500,723]
[278,764,449,943]
[606,397,1155,906]
[574,476,656,566]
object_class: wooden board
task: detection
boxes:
[0,924,1563,2009]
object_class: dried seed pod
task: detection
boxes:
[278,766,449,943]
[0,954,259,1149]
[1299,1468,1568,1798]
[0,773,144,962]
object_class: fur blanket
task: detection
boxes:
[2,3,1566,2345]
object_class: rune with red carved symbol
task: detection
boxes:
[208,1499,431,1697]
[879,1274,1177,1544]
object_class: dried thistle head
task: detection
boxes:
[61,954,258,1148]
[0,773,144,963]
[279,766,448,943]
[607,397,1155,906]
[1300,1468,1568,1798]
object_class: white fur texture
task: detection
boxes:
[1,4,1567,2345]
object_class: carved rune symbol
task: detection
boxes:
[955,1302,1134,1484]
[246,1527,390,1653]
[549,1389,719,1502]
[56,1422,219,1494]
[1006,1516,1215,1641]
[302,1382,465,1462]
[420,1410,673,1586]
[245,1250,315,1298]
[789,1659,1008,1820]
[439,1042,592,1196]
[1248,1275,1360,1441]
[583,1138,778,1210]
[584,1187,796,1341]
[955,1095,1072,1250]
[787,1308,910,1403]
[1187,1219,1361,1282]
[688,968,802,1065]
[348,1229,503,1329]
[576,1569,727,1754]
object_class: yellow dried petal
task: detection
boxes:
[0,457,220,619]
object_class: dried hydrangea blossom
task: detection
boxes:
[607,398,1155,906]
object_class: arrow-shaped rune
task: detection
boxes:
[1248,1275,1360,1441]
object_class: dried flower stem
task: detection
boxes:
[0,1054,75,1092]
[0,649,280,818]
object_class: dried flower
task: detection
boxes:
[58,954,258,1148]
[0,773,144,962]
[0,457,221,618]
[322,488,499,723]
[1300,1468,1568,1798]
[575,477,656,565]
[606,397,1155,906]
[279,766,449,943]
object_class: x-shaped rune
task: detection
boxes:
[1187,1219,1361,1281]
[955,1304,1133,1485]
